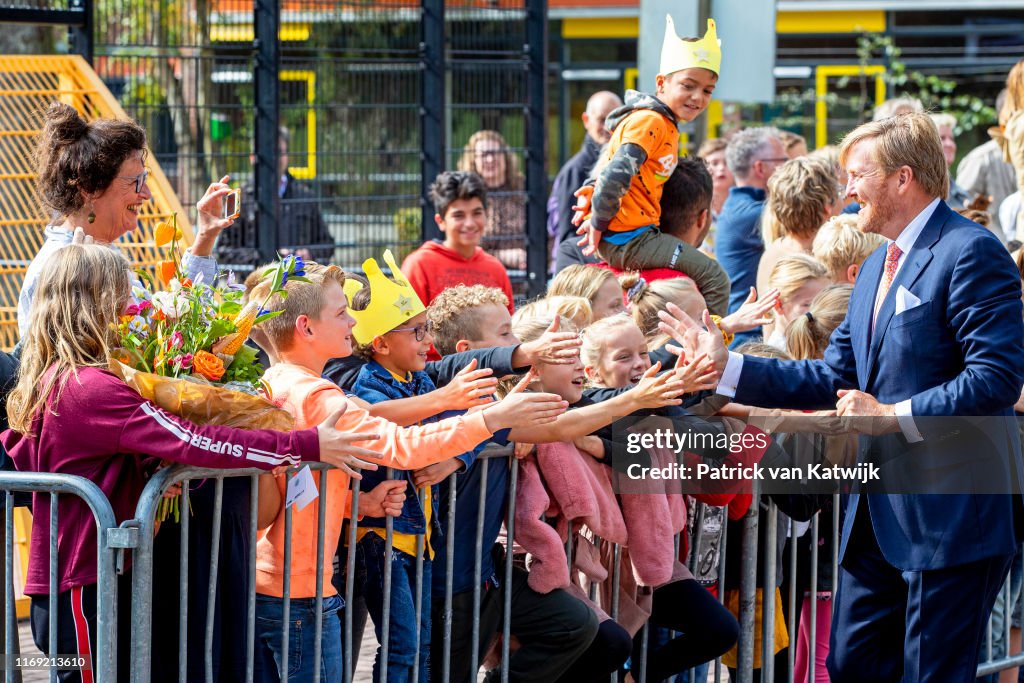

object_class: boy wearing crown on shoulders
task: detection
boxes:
[576,16,732,316]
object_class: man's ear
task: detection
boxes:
[371,335,389,356]
[896,165,914,191]
[454,339,472,353]
[581,111,591,128]
[847,263,860,283]
[434,213,445,231]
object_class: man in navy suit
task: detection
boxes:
[662,113,1024,682]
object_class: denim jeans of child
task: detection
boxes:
[253,593,343,683]
[358,532,432,683]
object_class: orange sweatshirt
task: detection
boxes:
[255,362,493,599]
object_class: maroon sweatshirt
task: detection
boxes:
[1,367,321,595]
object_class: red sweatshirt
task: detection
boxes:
[401,240,515,313]
[1,366,320,595]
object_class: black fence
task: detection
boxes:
[4,0,548,297]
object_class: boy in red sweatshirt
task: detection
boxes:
[401,171,515,313]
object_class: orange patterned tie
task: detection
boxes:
[874,242,903,323]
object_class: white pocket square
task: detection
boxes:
[895,286,922,315]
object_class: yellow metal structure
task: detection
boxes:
[0,55,193,349]
[815,64,887,149]
[280,69,317,180]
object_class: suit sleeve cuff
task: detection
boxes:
[895,399,924,443]
[717,352,744,399]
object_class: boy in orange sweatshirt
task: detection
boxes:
[248,262,568,682]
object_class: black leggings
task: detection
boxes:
[637,579,739,681]
[554,618,633,682]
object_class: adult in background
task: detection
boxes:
[993,59,1024,242]
[21,102,235,339]
[715,126,786,346]
[930,112,972,209]
[26,102,249,681]
[215,126,334,274]
[696,137,735,257]
[548,90,622,271]
[458,130,527,272]
[957,89,1016,240]
[666,112,1024,682]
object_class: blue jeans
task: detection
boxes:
[357,532,432,683]
[253,593,343,683]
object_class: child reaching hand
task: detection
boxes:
[575,16,731,315]
[247,255,567,682]
[1,244,380,681]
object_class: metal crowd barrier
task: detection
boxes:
[0,471,121,683]
[8,451,1024,682]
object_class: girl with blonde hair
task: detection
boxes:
[764,253,830,349]
[620,272,778,350]
[5,244,380,673]
[548,264,625,320]
[995,59,1024,240]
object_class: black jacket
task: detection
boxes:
[215,173,334,269]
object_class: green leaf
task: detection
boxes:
[255,310,285,324]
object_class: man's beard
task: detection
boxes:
[858,191,896,235]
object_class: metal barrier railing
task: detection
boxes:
[0,471,122,683]
[7,444,1024,682]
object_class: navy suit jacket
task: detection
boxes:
[734,201,1024,570]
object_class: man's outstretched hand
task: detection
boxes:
[657,303,729,383]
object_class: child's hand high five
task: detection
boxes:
[517,316,582,366]
[440,358,498,409]
[316,404,383,479]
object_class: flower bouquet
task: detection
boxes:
[110,216,306,519]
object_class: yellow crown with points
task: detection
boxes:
[343,250,426,345]
[660,16,721,77]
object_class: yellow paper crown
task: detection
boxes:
[343,250,426,345]
[659,16,721,77]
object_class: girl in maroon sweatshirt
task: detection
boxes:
[3,244,379,681]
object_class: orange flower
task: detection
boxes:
[154,221,175,247]
[180,278,193,288]
[158,260,177,286]
[193,350,226,381]
[152,310,166,322]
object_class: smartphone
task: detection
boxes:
[222,188,241,220]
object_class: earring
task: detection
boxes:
[87,211,95,224]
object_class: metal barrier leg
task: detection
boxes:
[737,481,760,683]
[312,472,329,683]
[762,501,777,683]
[442,474,456,683]
[470,458,488,680]
[611,543,621,683]
[49,493,58,681]
[246,476,258,683]
[808,513,819,683]
[344,480,361,683]
[715,514,728,683]
[381,479,395,683]
[5,493,14,683]
[281,471,294,680]
[412,487,426,683]
[204,480,225,682]
[501,459,518,683]
[178,485,190,683]
[787,518,797,683]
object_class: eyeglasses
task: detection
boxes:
[118,169,149,194]
[756,157,788,166]
[390,319,434,342]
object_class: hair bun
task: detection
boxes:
[43,102,89,145]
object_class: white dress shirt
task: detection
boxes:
[717,198,941,443]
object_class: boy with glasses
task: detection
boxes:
[347,251,491,682]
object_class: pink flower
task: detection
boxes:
[137,300,153,313]
[167,331,184,350]
[171,353,194,372]
[124,303,140,316]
